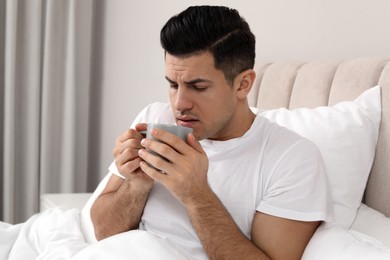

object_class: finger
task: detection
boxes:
[138,148,171,172]
[141,137,185,167]
[115,147,140,165]
[113,138,141,157]
[113,128,146,157]
[187,133,205,154]
[148,128,188,154]
[117,128,144,143]
[116,157,143,176]
[116,129,134,143]
[120,138,143,152]
[142,132,203,164]
[139,160,166,182]
[135,123,147,132]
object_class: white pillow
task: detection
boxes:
[257,86,381,229]
[302,222,390,259]
[351,203,390,248]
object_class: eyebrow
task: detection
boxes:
[165,76,212,85]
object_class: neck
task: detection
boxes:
[212,104,256,141]
[236,105,256,136]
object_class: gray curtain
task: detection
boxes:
[0,0,104,224]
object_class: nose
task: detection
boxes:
[172,85,192,112]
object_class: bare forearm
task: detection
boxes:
[186,188,270,260]
[91,179,151,240]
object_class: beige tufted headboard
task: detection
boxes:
[248,58,390,217]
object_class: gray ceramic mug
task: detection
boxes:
[140,123,193,171]
[144,123,193,142]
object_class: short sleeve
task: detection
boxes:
[257,139,333,222]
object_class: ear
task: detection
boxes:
[235,69,256,99]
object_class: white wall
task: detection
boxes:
[94,0,390,181]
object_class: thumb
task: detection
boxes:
[135,123,148,132]
[187,133,204,154]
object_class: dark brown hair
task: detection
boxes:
[160,6,256,85]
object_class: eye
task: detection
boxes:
[169,83,178,89]
[193,85,208,91]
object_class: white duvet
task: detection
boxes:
[1,206,390,260]
[0,207,187,260]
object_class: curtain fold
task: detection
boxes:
[2,0,43,224]
[1,0,97,224]
[40,0,93,194]
[0,0,7,221]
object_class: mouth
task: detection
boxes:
[176,116,199,128]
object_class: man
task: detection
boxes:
[90,6,331,260]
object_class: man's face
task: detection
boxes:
[165,52,240,141]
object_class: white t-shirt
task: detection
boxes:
[92,102,332,259]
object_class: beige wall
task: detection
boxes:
[93,0,390,180]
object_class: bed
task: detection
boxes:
[2,57,390,259]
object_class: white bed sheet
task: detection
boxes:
[2,203,390,259]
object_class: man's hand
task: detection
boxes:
[91,123,154,241]
[113,123,154,187]
[138,127,208,204]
